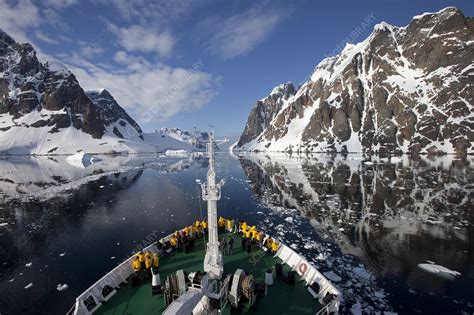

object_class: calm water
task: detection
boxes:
[0,153,472,314]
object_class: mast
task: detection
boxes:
[201,132,224,279]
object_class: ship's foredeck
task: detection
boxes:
[96,232,324,314]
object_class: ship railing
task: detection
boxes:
[69,223,341,314]
[315,299,338,315]
[274,242,341,313]
[69,235,168,315]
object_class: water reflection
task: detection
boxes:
[0,154,208,315]
[0,153,472,314]
[239,153,473,312]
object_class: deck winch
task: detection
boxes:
[228,269,264,310]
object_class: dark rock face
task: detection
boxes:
[237,82,296,147]
[237,7,474,156]
[86,89,143,140]
[0,29,141,142]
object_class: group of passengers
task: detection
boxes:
[132,219,209,277]
[131,217,280,279]
[238,221,280,254]
[132,250,159,275]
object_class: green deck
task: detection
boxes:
[97,232,322,315]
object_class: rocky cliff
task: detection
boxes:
[0,29,151,154]
[236,7,474,156]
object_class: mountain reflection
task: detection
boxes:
[238,154,473,285]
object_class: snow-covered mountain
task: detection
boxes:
[160,127,210,149]
[143,130,194,152]
[146,128,211,150]
[0,29,154,155]
[236,7,473,156]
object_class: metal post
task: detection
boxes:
[201,133,224,279]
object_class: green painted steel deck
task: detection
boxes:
[97,232,323,314]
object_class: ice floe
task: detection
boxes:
[418,263,461,277]
[66,152,102,168]
[323,271,342,282]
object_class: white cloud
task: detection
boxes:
[63,53,219,123]
[0,1,70,46]
[0,0,40,43]
[95,0,197,25]
[109,24,175,58]
[2,0,218,125]
[35,30,59,45]
[205,5,289,59]
[79,44,105,57]
[41,8,70,32]
[44,0,77,9]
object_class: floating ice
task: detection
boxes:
[66,152,102,168]
[353,267,372,280]
[24,283,33,289]
[323,271,342,282]
[25,262,32,267]
[0,222,8,227]
[57,283,69,291]
[418,263,461,277]
[350,302,362,315]
[165,149,188,156]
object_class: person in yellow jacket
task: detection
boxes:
[153,253,159,269]
[271,241,280,253]
[132,256,141,272]
[250,230,258,241]
[170,236,177,248]
[256,231,264,247]
[184,226,190,236]
[191,225,198,239]
[266,238,273,250]
[145,251,153,269]
[241,222,248,233]
[245,229,252,239]
[202,220,208,234]
[137,251,145,268]
[218,216,225,230]
[197,223,203,236]
[226,219,234,232]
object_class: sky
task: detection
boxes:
[0,0,472,136]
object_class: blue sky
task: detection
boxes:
[1,0,473,136]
